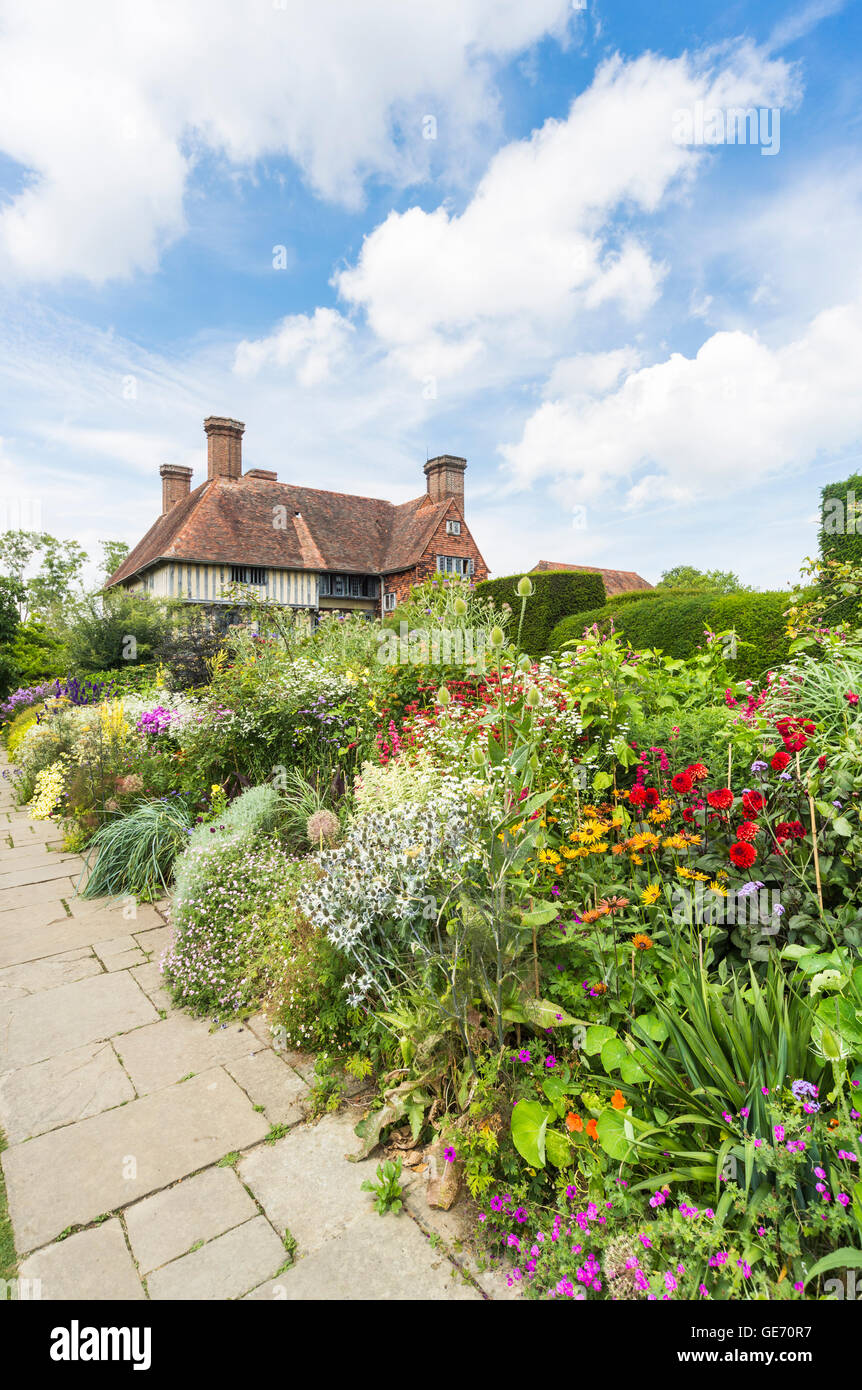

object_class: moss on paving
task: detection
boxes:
[0,1126,17,1283]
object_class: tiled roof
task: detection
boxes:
[107,475,465,587]
[531,561,653,597]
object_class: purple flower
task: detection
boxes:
[444,1146,456,1163]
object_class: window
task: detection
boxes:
[383,591,397,611]
[446,519,461,535]
[434,555,474,577]
[230,565,267,586]
[319,573,379,599]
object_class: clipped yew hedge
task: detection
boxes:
[476,569,606,656]
[550,590,792,679]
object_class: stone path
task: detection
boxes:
[0,764,507,1300]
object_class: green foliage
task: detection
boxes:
[360,1156,404,1215]
[79,797,193,900]
[185,781,284,856]
[475,569,606,656]
[818,473,862,625]
[550,590,791,678]
[0,1125,16,1285]
[656,565,752,594]
[64,591,172,672]
[156,609,226,690]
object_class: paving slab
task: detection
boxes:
[93,935,147,971]
[66,900,166,933]
[0,946,102,1003]
[3,1066,270,1251]
[239,1110,370,1255]
[0,1041,135,1143]
[0,848,81,871]
[245,1211,481,1301]
[0,912,144,969]
[17,1220,145,1301]
[115,1013,257,1094]
[125,1166,258,1274]
[0,876,76,912]
[0,859,86,891]
[225,1049,309,1125]
[0,969,158,1068]
[147,1216,285,1300]
[130,961,173,1012]
[133,925,174,958]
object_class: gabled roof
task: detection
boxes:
[531,560,653,597]
[107,475,475,587]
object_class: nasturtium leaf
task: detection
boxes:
[584,1024,616,1056]
[596,1107,635,1162]
[545,1129,575,1168]
[511,1100,549,1168]
[633,1013,669,1043]
[600,1037,628,1074]
[621,1053,649,1084]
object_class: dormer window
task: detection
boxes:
[446,519,461,535]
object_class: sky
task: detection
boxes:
[0,0,861,592]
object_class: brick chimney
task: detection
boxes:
[160,463,193,514]
[424,454,467,510]
[204,416,245,481]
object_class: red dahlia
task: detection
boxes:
[775,820,806,842]
[706,788,734,811]
[735,820,759,842]
[628,786,647,807]
[770,751,791,772]
[685,763,709,782]
[729,841,757,869]
[643,788,661,809]
[671,772,693,794]
[742,790,765,816]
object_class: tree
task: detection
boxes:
[100,540,130,580]
[63,591,171,671]
[0,530,42,618]
[655,566,752,595]
[27,536,88,621]
[0,575,24,698]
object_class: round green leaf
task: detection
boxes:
[545,1129,574,1168]
[510,1100,549,1168]
[600,1037,628,1074]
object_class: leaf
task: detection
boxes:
[545,1128,575,1168]
[620,1053,649,1084]
[542,1065,572,1107]
[584,1024,616,1056]
[803,1247,862,1288]
[632,1012,669,1043]
[520,902,561,927]
[832,817,854,837]
[511,1100,549,1168]
[600,1037,628,1074]
[519,996,578,1030]
[596,1107,635,1162]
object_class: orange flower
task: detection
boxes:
[566,1113,583,1132]
[586,1118,599,1139]
[611,1089,626,1110]
[632,933,654,951]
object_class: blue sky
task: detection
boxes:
[0,0,860,590]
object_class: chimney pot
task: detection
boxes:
[204,416,245,481]
[245,468,278,481]
[424,454,467,509]
[160,463,193,514]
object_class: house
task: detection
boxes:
[106,416,489,619]
[530,560,652,597]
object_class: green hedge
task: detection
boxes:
[550,591,791,679]
[476,570,606,656]
[819,473,862,624]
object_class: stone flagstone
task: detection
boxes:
[0,969,158,1068]
[0,1040,135,1143]
[17,1219,145,1301]
[124,1166,257,1274]
[3,1067,270,1252]
[147,1216,286,1300]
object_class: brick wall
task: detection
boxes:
[382,513,488,610]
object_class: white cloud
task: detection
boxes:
[501,294,862,504]
[335,43,798,380]
[234,308,354,386]
[0,0,574,283]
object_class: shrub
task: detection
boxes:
[164,839,304,1015]
[266,911,358,1052]
[550,591,791,679]
[79,797,193,900]
[185,782,284,857]
[476,570,605,656]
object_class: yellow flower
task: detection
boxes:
[640,883,661,905]
[709,881,728,896]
